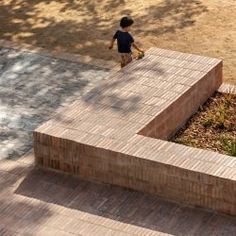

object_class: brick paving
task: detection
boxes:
[218,83,236,95]
[0,47,111,159]
[35,48,236,215]
[1,154,236,235]
[1,45,236,235]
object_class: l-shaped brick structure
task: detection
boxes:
[34,48,236,215]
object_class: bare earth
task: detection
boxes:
[0,0,235,84]
[173,92,236,156]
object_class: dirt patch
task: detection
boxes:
[0,0,235,84]
[172,92,236,157]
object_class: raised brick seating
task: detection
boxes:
[34,48,236,215]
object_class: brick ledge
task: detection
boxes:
[218,83,236,95]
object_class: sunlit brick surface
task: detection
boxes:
[34,48,236,215]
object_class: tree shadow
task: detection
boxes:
[0,160,53,234]
[1,46,148,161]
[15,167,236,235]
[0,47,110,160]
[0,0,208,60]
[82,72,142,115]
[136,0,208,35]
[81,57,165,114]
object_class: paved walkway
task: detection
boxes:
[0,47,236,235]
[1,156,236,236]
[0,47,111,159]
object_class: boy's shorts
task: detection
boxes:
[119,53,132,67]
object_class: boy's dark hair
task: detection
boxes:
[120,17,134,28]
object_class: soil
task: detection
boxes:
[172,92,236,157]
[0,0,235,84]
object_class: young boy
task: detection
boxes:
[109,16,144,68]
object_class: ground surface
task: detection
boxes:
[1,48,236,235]
[173,92,236,156]
[0,0,235,84]
[0,47,111,160]
[1,157,236,236]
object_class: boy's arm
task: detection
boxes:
[132,42,144,53]
[108,38,116,50]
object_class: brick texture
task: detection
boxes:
[33,48,236,216]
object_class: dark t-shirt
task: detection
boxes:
[113,30,134,53]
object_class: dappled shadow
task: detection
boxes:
[81,58,165,114]
[0,0,208,60]
[137,0,208,35]
[16,168,236,235]
[0,47,110,159]
[0,198,53,234]
[83,73,142,114]
[0,160,53,234]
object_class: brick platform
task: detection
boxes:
[34,48,236,215]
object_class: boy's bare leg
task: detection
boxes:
[120,53,132,68]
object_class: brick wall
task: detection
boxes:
[138,61,223,139]
[34,48,236,216]
[34,131,236,215]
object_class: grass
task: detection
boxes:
[220,135,236,157]
[173,92,236,156]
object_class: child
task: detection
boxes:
[109,16,144,68]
